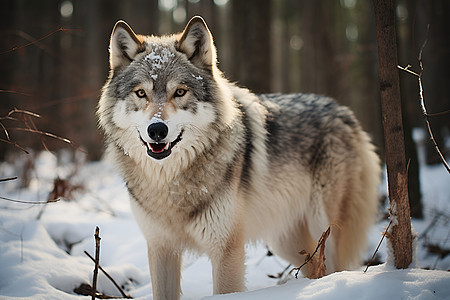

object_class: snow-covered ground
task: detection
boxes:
[1,130,449,299]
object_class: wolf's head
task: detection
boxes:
[98,17,237,163]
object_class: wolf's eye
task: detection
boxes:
[135,89,146,98]
[174,88,187,98]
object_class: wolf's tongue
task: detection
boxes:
[149,143,168,153]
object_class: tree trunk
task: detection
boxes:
[373,0,413,269]
[231,0,271,93]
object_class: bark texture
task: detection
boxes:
[373,0,413,269]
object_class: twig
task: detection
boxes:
[5,108,41,119]
[364,220,392,273]
[290,226,331,279]
[92,226,101,300]
[398,24,450,173]
[8,127,72,144]
[426,110,450,117]
[0,119,10,140]
[0,28,82,55]
[267,264,292,279]
[26,114,49,152]
[0,177,17,183]
[0,89,33,97]
[0,195,59,204]
[0,108,81,153]
[84,251,133,299]
[0,138,29,153]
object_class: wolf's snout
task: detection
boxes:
[148,122,168,142]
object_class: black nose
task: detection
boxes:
[147,122,168,142]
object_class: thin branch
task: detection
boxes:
[364,220,392,272]
[0,121,11,140]
[8,127,73,145]
[397,64,419,77]
[0,177,18,183]
[290,226,330,279]
[426,110,450,117]
[0,109,41,153]
[0,89,33,97]
[417,24,429,68]
[0,138,29,153]
[0,108,41,123]
[0,28,82,55]
[267,264,292,279]
[0,195,59,204]
[92,227,101,300]
[84,251,133,299]
[398,24,450,174]
[27,114,50,152]
[1,108,85,153]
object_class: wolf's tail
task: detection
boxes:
[336,130,381,270]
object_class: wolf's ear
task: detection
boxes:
[176,16,216,71]
[109,21,142,70]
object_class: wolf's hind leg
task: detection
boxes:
[268,220,336,277]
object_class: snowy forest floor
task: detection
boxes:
[0,128,449,299]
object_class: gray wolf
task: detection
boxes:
[97,16,380,299]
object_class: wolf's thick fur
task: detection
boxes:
[98,17,380,299]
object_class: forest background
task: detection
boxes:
[1,0,449,219]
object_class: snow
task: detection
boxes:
[144,44,174,83]
[1,130,449,299]
[144,45,175,69]
[192,74,204,80]
[204,266,450,300]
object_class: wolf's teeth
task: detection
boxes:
[164,143,170,150]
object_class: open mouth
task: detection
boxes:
[140,131,183,160]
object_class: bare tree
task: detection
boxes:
[373,0,413,269]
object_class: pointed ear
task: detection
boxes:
[109,21,142,70]
[176,16,216,70]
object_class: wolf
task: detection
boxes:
[97,16,380,299]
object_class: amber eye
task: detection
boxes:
[174,88,187,98]
[135,89,146,98]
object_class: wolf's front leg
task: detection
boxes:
[210,230,246,294]
[147,242,182,300]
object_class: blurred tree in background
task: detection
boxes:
[1,0,449,217]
